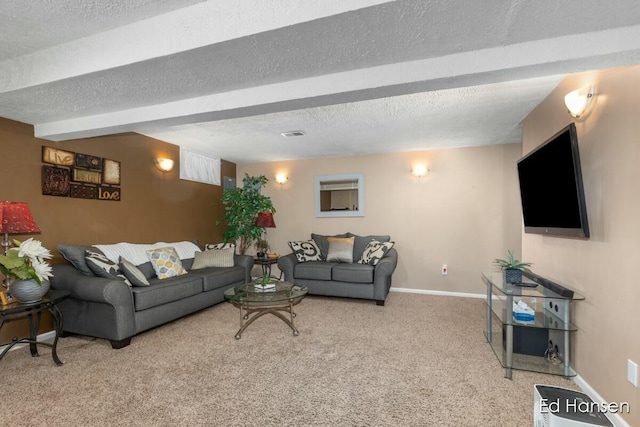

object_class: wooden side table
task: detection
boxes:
[0,290,69,366]
[254,256,281,280]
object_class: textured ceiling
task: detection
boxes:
[1,0,640,163]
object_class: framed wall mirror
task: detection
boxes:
[315,173,364,218]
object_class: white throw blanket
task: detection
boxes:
[94,241,201,265]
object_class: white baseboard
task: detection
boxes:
[572,374,631,427]
[391,287,631,427]
[390,286,486,299]
[0,330,57,354]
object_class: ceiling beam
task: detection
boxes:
[34,25,640,141]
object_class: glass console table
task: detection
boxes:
[482,272,584,379]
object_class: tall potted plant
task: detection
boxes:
[217,174,275,255]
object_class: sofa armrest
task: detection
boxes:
[277,253,299,282]
[51,264,134,306]
[373,248,398,303]
[234,255,254,283]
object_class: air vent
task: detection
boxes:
[281,130,306,138]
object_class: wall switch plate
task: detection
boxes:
[628,359,638,387]
[441,264,448,275]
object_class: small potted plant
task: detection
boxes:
[494,250,532,284]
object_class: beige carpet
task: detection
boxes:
[2,293,580,426]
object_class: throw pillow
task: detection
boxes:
[85,250,131,286]
[288,240,323,262]
[119,256,150,287]
[146,247,188,279]
[204,242,236,251]
[348,233,391,263]
[311,233,349,260]
[358,240,395,266]
[58,244,102,276]
[191,248,235,269]
[326,236,355,263]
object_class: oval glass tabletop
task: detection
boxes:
[224,281,307,303]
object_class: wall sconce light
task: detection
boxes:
[275,173,288,185]
[410,164,429,178]
[155,157,174,172]
[564,86,595,118]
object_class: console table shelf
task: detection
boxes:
[482,272,584,379]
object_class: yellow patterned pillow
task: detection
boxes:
[146,247,187,279]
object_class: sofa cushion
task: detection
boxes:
[294,261,338,280]
[192,248,234,269]
[332,263,375,283]
[189,266,246,291]
[358,241,395,266]
[58,244,102,276]
[85,250,131,286]
[311,233,349,260]
[348,233,391,262]
[119,256,150,287]
[326,236,355,263]
[288,240,323,262]
[146,247,188,279]
[131,274,203,311]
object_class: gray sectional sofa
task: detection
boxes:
[278,233,397,306]
[50,241,252,349]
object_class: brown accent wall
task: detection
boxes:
[0,117,234,345]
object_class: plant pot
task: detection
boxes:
[503,269,523,284]
[9,279,50,303]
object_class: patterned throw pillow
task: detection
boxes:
[146,247,188,279]
[204,242,236,251]
[85,250,131,286]
[326,236,355,263]
[358,241,395,266]
[119,256,150,287]
[288,240,323,262]
[191,248,235,269]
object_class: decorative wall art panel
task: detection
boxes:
[98,186,121,201]
[103,159,121,186]
[72,167,102,184]
[42,146,74,166]
[42,146,121,201]
[69,183,97,199]
[42,165,70,197]
[75,153,102,170]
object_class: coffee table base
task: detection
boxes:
[234,302,298,340]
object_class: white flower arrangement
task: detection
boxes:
[0,238,53,284]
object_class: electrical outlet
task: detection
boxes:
[628,359,638,387]
[441,264,448,275]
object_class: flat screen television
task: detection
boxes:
[517,123,590,238]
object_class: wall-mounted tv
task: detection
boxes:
[517,123,590,238]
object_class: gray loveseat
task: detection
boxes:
[51,241,252,349]
[278,233,397,306]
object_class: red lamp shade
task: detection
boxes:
[255,212,276,228]
[0,201,41,234]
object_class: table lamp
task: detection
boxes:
[0,201,41,255]
[255,212,276,258]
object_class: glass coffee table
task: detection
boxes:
[224,281,307,339]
